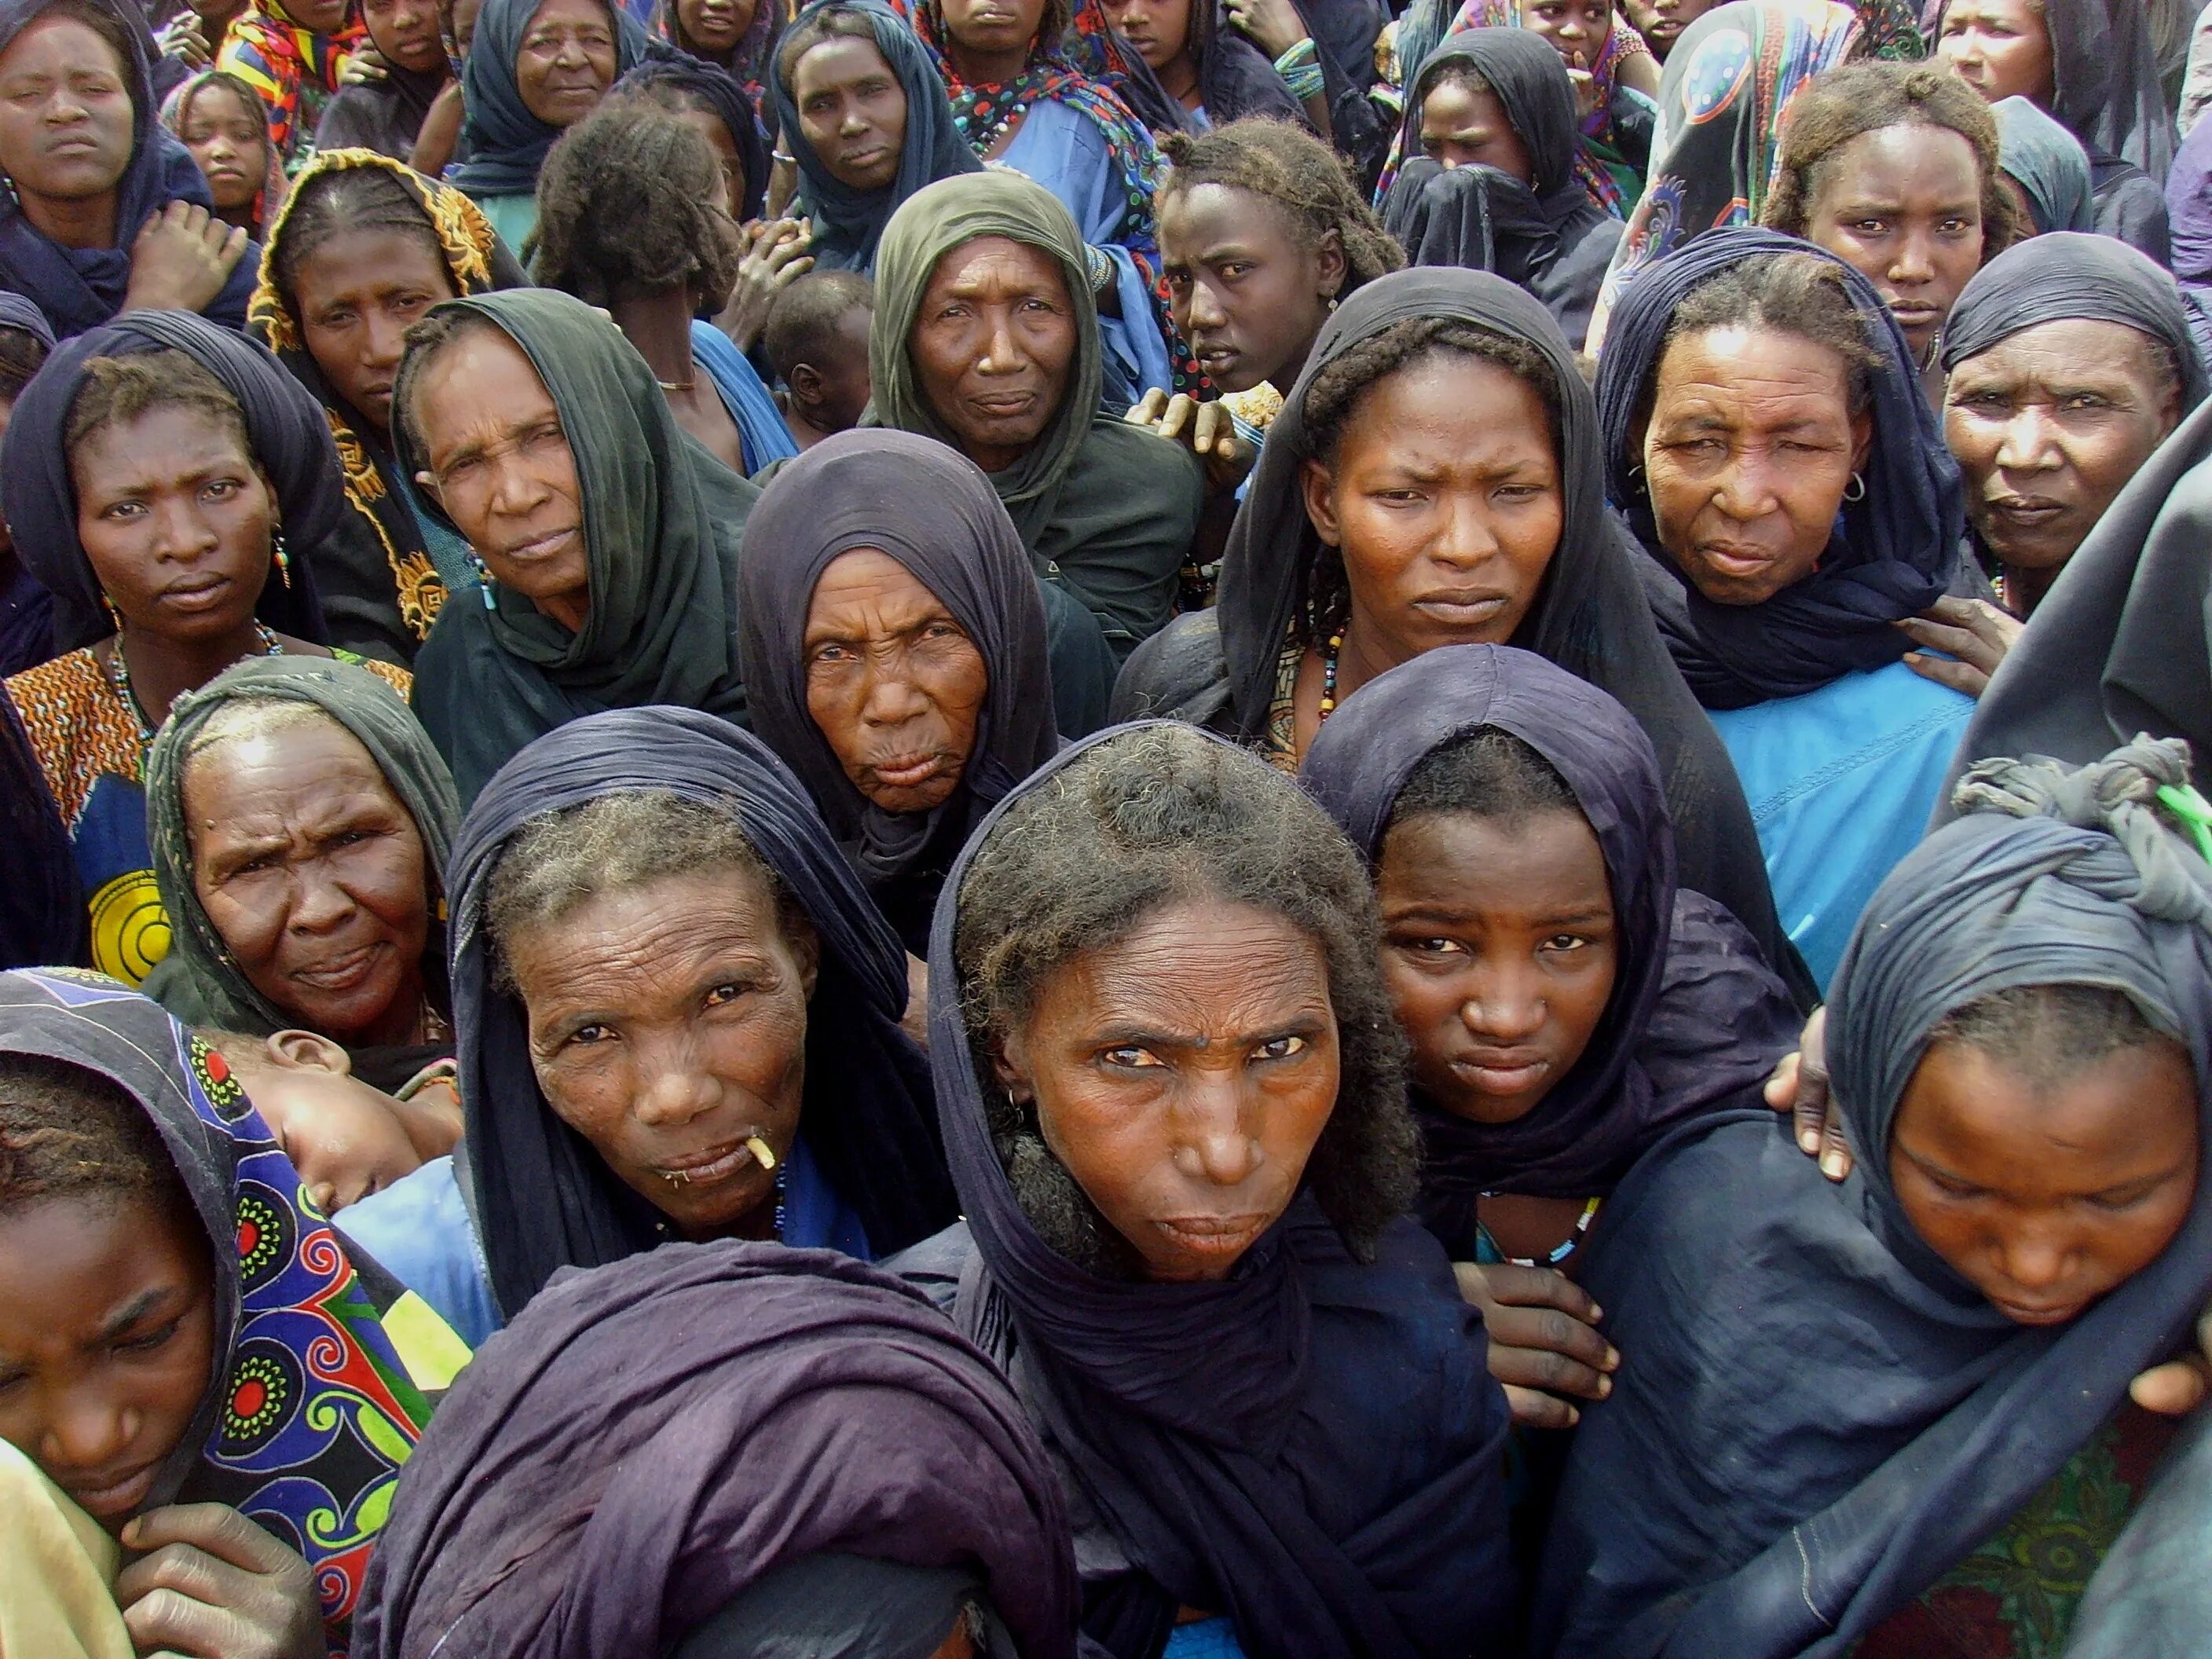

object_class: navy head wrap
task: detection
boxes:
[449,0,670,198]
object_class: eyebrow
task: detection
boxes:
[97,1286,175,1343]
[1090,1013,1330,1050]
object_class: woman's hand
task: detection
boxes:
[123,202,250,316]
[716,217,814,353]
[2131,1305,2212,1415]
[1764,1006,1852,1181]
[1125,390,1255,496]
[1223,0,1309,60]
[340,42,390,86]
[1455,1261,1618,1429]
[115,1503,323,1659]
[410,79,466,179]
[1898,596,2022,699]
[156,13,213,66]
[903,952,930,1053]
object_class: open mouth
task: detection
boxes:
[651,1134,774,1190]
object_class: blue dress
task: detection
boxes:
[690,320,800,475]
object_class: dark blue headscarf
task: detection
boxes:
[1534,738,2212,1656]
[449,0,669,198]
[614,54,771,221]
[1595,226,1965,709]
[0,0,255,338]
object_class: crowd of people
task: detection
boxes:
[2,0,2211,1651]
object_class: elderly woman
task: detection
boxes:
[356,1242,1079,1657]
[250,149,527,666]
[873,174,1206,662]
[394,289,755,803]
[1940,233,2203,624]
[889,720,1514,1657]
[0,0,255,339]
[1595,229,1979,989]
[1,313,396,989]
[335,706,957,1347]
[1533,741,2212,1656]
[139,656,458,1099]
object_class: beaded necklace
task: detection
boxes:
[103,623,284,748]
[1317,630,1344,723]
[1480,1192,1602,1269]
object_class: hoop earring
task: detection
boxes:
[1843,471,1866,504]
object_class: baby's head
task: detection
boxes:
[767,269,876,441]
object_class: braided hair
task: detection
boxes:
[0,1053,181,1218]
[530,97,743,307]
[1159,115,1402,296]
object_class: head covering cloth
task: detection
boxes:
[1434,0,1654,204]
[449,0,668,197]
[650,0,780,102]
[616,54,771,220]
[1995,0,2174,184]
[1992,93,2096,233]
[0,290,55,679]
[445,705,955,1319]
[353,1240,1076,1659]
[0,969,430,1634]
[1596,226,1963,707]
[159,70,290,239]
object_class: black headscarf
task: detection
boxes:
[1939,231,2207,416]
[1159,263,1807,1002]
[448,705,955,1320]
[1301,644,1797,1225]
[397,289,756,804]
[2013,0,2173,185]
[1534,738,2212,1657]
[926,721,1514,1659]
[737,427,1059,950]
[0,697,86,969]
[616,55,771,222]
[1596,227,1965,709]
[1382,29,1621,349]
[770,0,982,273]
[1,308,334,654]
[353,1240,1079,1659]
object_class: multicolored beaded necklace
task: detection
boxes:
[1317,631,1345,723]
[103,622,285,748]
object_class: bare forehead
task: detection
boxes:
[925,236,1069,298]
[1951,316,2169,384]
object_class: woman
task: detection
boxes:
[0,0,255,339]
[1992,91,2094,234]
[250,149,526,665]
[892,720,1515,1658]
[445,0,661,251]
[215,0,355,163]
[1300,644,1799,1429]
[652,0,777,102]
[161,69,289,242]
[0,295,54,679]
[0,313,396,989]
[1097,0,1309,132]
[393,289,755,803]
[1115,264,1810,1004]
[1533,739,2212,1657]
[1598,229,1980,989]
[0,970,433,1651]
[1763,61,2017,395]
[1588,0,1860,349]
[335,705,958,1346]
[872,173,1206,661]
[768,0,982,276]
[1942,233,2202,618]
[906,0,1183,398]
[316,0,455,161]
[616,53,770,221]
[1383,27,1624,349]
[140,656,459,1095]
[357,1242,1079,1657]
[738,429,1077,954]
[1936,0,2172,261]
[533,99,796,476]
[1615,0,1713,60]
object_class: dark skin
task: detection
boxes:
[174,80,268,231]
[780,302,874,449]
[513,0,617,130]
[910,237,1079,475]
[606,282,750,476]
[1936,0,2055,108]
[1418,79,1533,185]
[1155,181,1344,397]
[291,227,459,434]
[1521,0,1657,112]
[1619,0,1718,58]
[790,35,908,193]
[233,1029,456,1215]
[1097,0,1197,105]
[361,0,452,75]
[938,0,1046,110]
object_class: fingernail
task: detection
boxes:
[1602,1347,1619,1372]
[1799,1128,1820,1152]
[1822,1149,1848,1178]
[1598,1375,1613,1396]
[1564,1406,1580,1426]
[1588,1303,1603,1321]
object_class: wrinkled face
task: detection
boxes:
[939,0,1047,58]
[0,15,134,209]
[1159,182,1339,396]
[413,325,591,627]
[292,227,457,434]
[910,236,1079,474]
[998,899,1340,1284]
[1943,317,2180,573]
[804,548,990,815]
[1522,0,1612,69]
[177,81,266,215]
[72,406,273,648]
[675,101,747,220]
[1419,76,1533,185]
[1377,807,1617,1126]
[1804,126,1984,361]
[244,1047,427,1214]
[1892,1036,2198,1328]
[0,1194,215,1530]
[1097,0,1190,71]
[1936,0,2054,108]
[505,864,819,1240]
[515,0,617,129]
[1639,324,1871,606]
[791,35,906,193]
[362,0,448,73]
[1300,352,1563,667]
[184,717,433,1049]
[1619,0,1717,57]
[677,0,756,54]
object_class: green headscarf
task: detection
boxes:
[141,654,459,1035]
[394,288,758,801]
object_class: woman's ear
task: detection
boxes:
[1850,408,1874,477]
[1300,454,1343,548]
[786,909,822,1002]
[990,1031,1035,1104]
[1313,228,1347,304]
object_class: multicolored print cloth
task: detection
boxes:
[0,969,432,1648]
[217,0,362,162]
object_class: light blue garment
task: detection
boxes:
[1709,660,1972,992]
[335,1133,873,1349]
[468,191,538,256]
[995,100,1172,406]
[1163,1617,1250,1658]
[394,465,478,595]
[690,320,800,475]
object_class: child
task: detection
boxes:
[764,269,873,451]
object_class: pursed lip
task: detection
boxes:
[869,750,950,789]
[62,1458,161,1520]
[967,389,1038,417]
[494,526,580,564]
[159,573,232,613]
[1412,591,1509,625]
[1153,1213,1272,1257]
[1449,1047,1551,1093]
[1988,1293,2084,1327]
[839,142,892,170]
[1987,493,2067,522]
[1695,541,1781,577]
[289,941,384,992]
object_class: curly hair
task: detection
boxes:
[64,350,251,467]
[529,99,744,308]
[1294,315,1561,643]
[0,1053,184,1218]
[954,724,1419,1276]
[0,320,49,405]
[272,163,452,306]
[1763,61,2022,257]
[1660,251,1884,418]
[1159,116,1404,298]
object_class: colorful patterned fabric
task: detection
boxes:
[0,969,431,1641]
[159,70,292,238]
[1845,0,1925,58]
[217,0,361,162]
